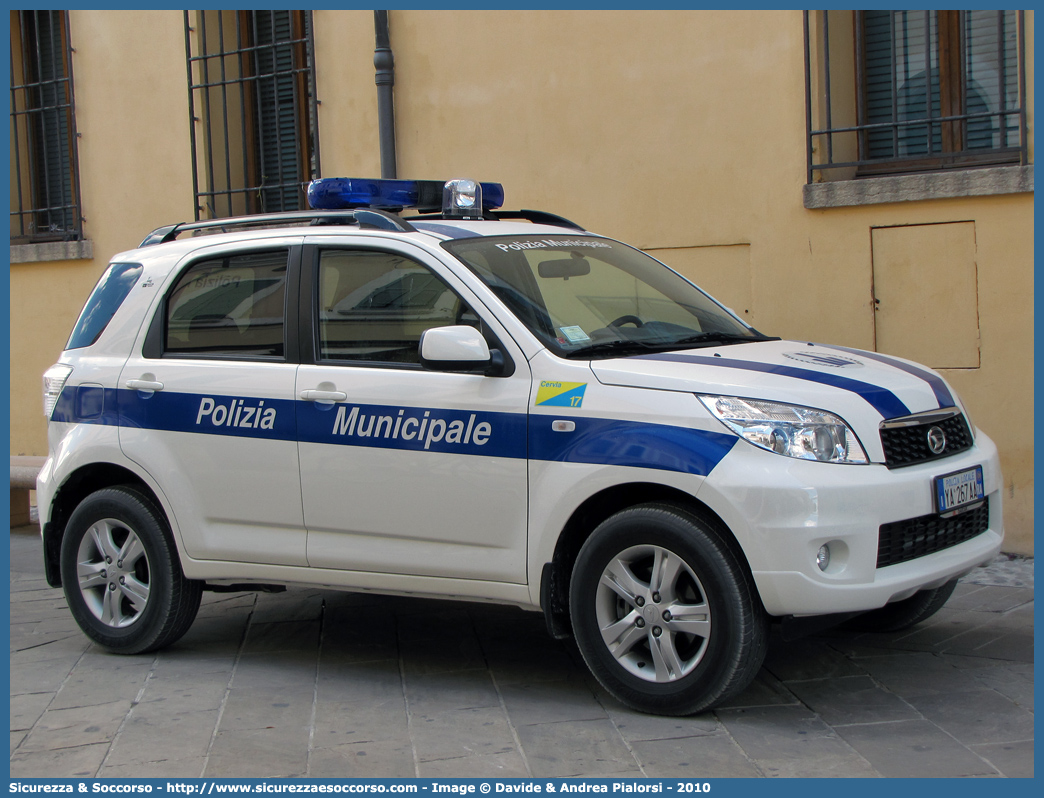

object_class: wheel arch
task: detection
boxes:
[42,462,161,588]
[540,481,754,638]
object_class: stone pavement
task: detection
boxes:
[9,526,1034,779]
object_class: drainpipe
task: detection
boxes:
[374,10,397,179]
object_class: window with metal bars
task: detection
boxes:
[805,10,1027,182]
[185,10,320,220]
[9,10,83,244]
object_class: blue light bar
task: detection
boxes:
[307,178,504,213]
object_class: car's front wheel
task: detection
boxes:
[60,486,202,654]
[569,504,767,715]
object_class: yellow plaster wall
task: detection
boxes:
[311,10,384,179]
[789,197,1033,552]
[8,10,1033,551]
[381,10,1033,552]
[10,10,196,457]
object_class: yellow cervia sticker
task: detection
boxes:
[536,380,587,408]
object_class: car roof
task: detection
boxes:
[113,215,598,265]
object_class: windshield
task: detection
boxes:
[443,235,772,358]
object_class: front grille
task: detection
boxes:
[880,412,973,468]
[877,498,990,568]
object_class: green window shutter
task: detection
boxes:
[964,11,1018,151]
[252,10,304,212]
[26,10,77,236]
[862,10,1018,163]
[863,10,941,160]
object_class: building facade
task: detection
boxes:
[9,9,1034,552]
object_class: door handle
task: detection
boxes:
[125,379,164,392]
[299,389,347,402]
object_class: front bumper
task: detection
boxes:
[695,429,1003,616]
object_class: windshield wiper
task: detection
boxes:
[668,332,779,348]
[563,332,779,360]
[562,339,657,359]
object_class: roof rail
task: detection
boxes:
[494,209,585,231]
[138,208,418,247]
[405,209,584,231]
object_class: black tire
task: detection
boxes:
[59,486,202,654]
[569,504,767,715]
[845,578,958,633]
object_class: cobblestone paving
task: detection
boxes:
[962,552,1034,588]
[9,528,1033,779]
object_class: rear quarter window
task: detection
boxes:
[66,262,143,350]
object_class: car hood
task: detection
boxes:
[590,340,960,428]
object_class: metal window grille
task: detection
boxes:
[185,10,320,220]
[9,10,83,243]
[805,10,1028,182]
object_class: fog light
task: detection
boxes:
[817,544,831,572]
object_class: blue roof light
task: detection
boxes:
[308,178,504,213]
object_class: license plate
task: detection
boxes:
[934,466,985,514]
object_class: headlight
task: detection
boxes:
[698,395,868,464]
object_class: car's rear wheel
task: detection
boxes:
[569,504,767,715]
[845,578,958,633]
[60,486,201,653]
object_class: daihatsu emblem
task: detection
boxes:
[927,426,947,455]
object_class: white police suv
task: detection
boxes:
[39,178,1002,715]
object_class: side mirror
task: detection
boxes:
[420,325,497,374]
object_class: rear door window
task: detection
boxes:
[165,249,288,359]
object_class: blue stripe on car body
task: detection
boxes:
[529,416,736,475]
[120,389,299,441]
[816,343,954,409]
[634,352,911,419]
[52,387,736,477]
